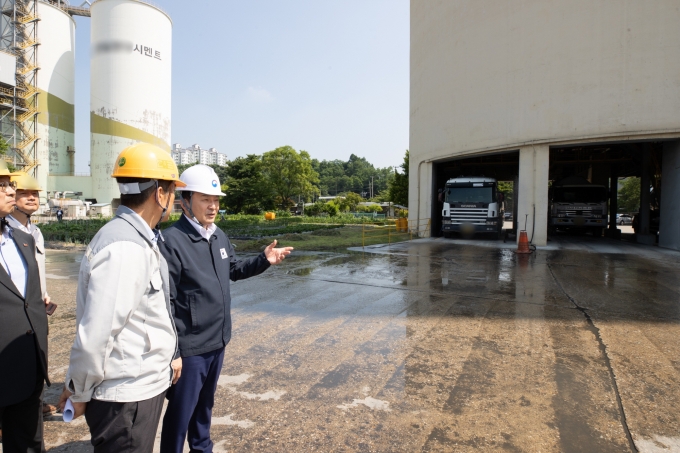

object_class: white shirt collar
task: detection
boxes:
[2,224,12,240]
[7,215,34,235]
[0,223,26,297]
[186,215,216,240]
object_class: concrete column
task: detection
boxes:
[517,145,549,246]
[637,144,654,245]
[606,165,621,238]
[659,140,680,250]
[409,160,433,237]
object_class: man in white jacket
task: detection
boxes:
[58,143,186,453]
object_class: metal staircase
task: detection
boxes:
[0,0,40,174]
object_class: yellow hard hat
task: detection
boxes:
[111,142,186,187]
[11,172,42,191]
[0,159,20,176]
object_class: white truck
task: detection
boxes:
[441,177,504,239]
[549,176,607,236]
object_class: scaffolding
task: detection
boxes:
[0,0,88,175]
[0,0,40,174]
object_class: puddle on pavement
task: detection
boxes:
[319,255,363,267]
[287,267,314,276]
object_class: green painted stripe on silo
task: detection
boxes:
[90,112,170,151]
[37,91,75,133]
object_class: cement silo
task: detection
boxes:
[37,1,76,192]
[90,0,171,204]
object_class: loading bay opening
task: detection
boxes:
[431,141,669,247]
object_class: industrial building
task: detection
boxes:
[0,0,172,207]
[171,143,228,167]
[409,1,680,250]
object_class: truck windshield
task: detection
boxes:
[445,187,494,203]
[553,187,607,203]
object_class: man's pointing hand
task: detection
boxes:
[264,240,293,265]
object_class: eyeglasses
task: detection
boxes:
[0,181,17,193]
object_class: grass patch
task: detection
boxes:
[232,226,411,252]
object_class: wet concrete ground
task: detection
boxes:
[6,234,680,452]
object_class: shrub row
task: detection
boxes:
[38,214,379,244]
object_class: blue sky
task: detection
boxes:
[73,0,409,173]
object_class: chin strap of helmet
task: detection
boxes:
[180,192,204,228]
[154,180,172,230]
[14,207,33,226]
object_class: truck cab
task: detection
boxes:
[549,176,607,236]
[441,177,504,239]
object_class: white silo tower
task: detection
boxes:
[37,1,76,191]
[0,1,77,201]
[90,0,172,204]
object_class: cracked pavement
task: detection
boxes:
[5,234,680,452]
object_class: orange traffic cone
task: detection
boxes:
[515,230,532,254]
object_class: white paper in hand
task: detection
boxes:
[63,398,75,422]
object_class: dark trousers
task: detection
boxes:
[85,390,166,453]
[160,348,225,453]
[0,375,44,453]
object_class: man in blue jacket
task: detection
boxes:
[159,164,292,453]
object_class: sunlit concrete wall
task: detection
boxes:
[48,175,94,197]
[409,0,680,245]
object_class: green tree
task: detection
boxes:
[314,155,394,197]
[324,199,340,216]
[497,181,513,212]
[306,200,325,216]
[222,155,274,214]
[389,150,409,207]
[371,188,391,203]
[262,146,320,209]
[618,177,640,213]
[0,136,16,172]
[338,192,362,211]
[314,159,346,195]
[0,136,9,156]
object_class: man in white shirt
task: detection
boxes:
[7,172,57,419]
[0,161,50,451]
[7,172,50,306]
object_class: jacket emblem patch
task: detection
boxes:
[220,248,228,259]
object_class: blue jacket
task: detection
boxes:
[160,215,270,357]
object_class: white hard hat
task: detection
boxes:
[177,164,225,196]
